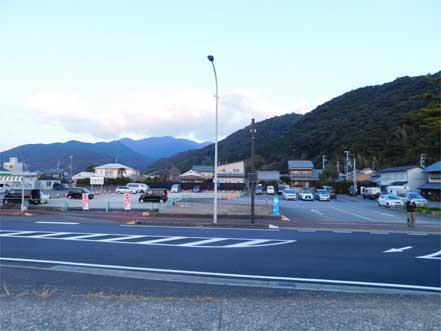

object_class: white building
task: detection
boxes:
[379,166,427,192]
[94,163,140,179]
[217,161,245,184]
[72,171,96,182]
[3,157,24,173]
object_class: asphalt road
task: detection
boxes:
[1,217,440,292]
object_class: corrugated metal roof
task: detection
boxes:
[192,165,214,172]
[257,171,280,181]
[95,163,133,169]
[381,166,419,173]
[419,182,441,190]
[424,161,441,173]
[288,160,314,169]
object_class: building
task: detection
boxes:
[288,160,320,188]
[36,176,62,190]
[379,166,427,192]
[41,169,66,180]
[177,170,208,183]
[72,171,96,182]
[3,157,24,173]
[419,161,441,201]
[257,171,280,183]
[191,165,214,179]
[217,161,245,184]
[94,163,140,179]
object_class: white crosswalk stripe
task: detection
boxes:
[0,230,295,248]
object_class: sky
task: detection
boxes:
[1,0,440,151]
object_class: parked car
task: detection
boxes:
[362,187,381,200]
[377,194,404,208]
[314,189,331,201]
[66,188,94,199]
[321,186,337,199]
[3,189,43,205]
[192,185,202,193]
[40,191,50,204]
[139,189,168,203]
[53,183,71,191]
[115,186,137,194]
[277,184,286,195]
[0,182,12,194]
[266,185,275,195]
[127,183,149,193]
[282,188,297,200]
[255,184,263,195]
[171,184,182,193]
[399,192,428,207]
[298,189,314,201]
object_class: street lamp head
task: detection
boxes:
[207,55,214,62]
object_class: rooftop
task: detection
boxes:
[95,163,133,170]
[257,170,280,181]
[424,161,441,173]
[288,160,314,169]
[381,166,419,173]
[192,165,214,172]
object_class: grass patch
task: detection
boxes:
[416,206,441,216]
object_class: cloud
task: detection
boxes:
[28,89,324,141]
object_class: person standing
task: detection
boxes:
[405,199,417,227]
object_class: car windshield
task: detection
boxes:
[317,190,328,194]
[409,193,423,199]
[388,195,400,200]
[301,190,311,193]
[284,189,295,193]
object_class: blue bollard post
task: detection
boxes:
[273,196,280,216]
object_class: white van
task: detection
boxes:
[361,187,381,200]
[266,185,275,195]
[127,183,149,193]
[386,185,410,196]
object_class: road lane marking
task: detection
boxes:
[99,235,146,242]
[369,232,389,235]
[137,236,185,244]
[416,250,441,260]
[407,233,428,236]
[35,222,79,225]
[310,209,323,216]
[0,230,293,248]
[1,257,439,292]
[383,246,412,253]
[330,207,376,221]
[120,225,280,232]
[0,231,36,237]
[333,230,353,233]
[179,238,227,247]
[227,239,272,247]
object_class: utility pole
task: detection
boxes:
[353,157,357,196]
[336,160,340,174]
[344,151,351,179]
[322,155,327,170]
[69,155,73,180]
[250,118,256,224]
[420,154,427,168]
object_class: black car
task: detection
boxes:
[53,183,71,191]
[139,189,168,203]
[3,189,42,206]
[66,188,94,199]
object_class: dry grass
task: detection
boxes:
[81,292,178,302]
[32,288,57,299]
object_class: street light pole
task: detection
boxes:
[207,55,219,224]
[250,118,256,224]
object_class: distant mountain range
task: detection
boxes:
[148,71,441,173]
[0,137,210,173]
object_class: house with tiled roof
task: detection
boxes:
[379,165,426,192]
[419,161,441,201]
[288,160,320,188]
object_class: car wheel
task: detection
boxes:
[386,203,390,208]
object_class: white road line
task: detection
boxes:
[227,239,271,247]
[371,211,394,217]
[119,224,280,232]
[99,235,146,242]
[331,207,376,221]
[0,231,36,237]
[30,232,71,238]
[1,257,439,292]
[310,209,323,216]
[383,246,412,253]
[35,222,79,225]
[179,238,227,247]
[136,236,185,244]
[369,232,389,235]
[416,250,441,260]
[64,234,108,240]
[333,230,353,233]
[407,233,428,236]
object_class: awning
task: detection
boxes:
[0,175,24,181]
[418,182,441,190]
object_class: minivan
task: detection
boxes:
[127,183,149,193]
[361,187,381,200]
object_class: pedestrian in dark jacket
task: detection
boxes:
[406,199,417,226]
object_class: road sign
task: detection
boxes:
[90,176,104,185]
[124,193,131,211]
[273,196,280,216]
[82,193,89,210]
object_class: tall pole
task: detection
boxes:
[344,151,350,180]
[250,118,256,224]
[69,155,73,180]
[322,155,327,170]
[208,55,219,224]
[353,157,357,196]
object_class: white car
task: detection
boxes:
[298,189,314,201]
[378,194,404,208]
[399,192,428,207]
[115,186,136,194]
[40,191,50,204]
[266,185,275,195]
[127,183,149,193]
[282,188,297,200]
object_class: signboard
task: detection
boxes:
[90,176,104,185]
[82,193,89,210]
[124,193,131,211]
[272,196,280,216]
